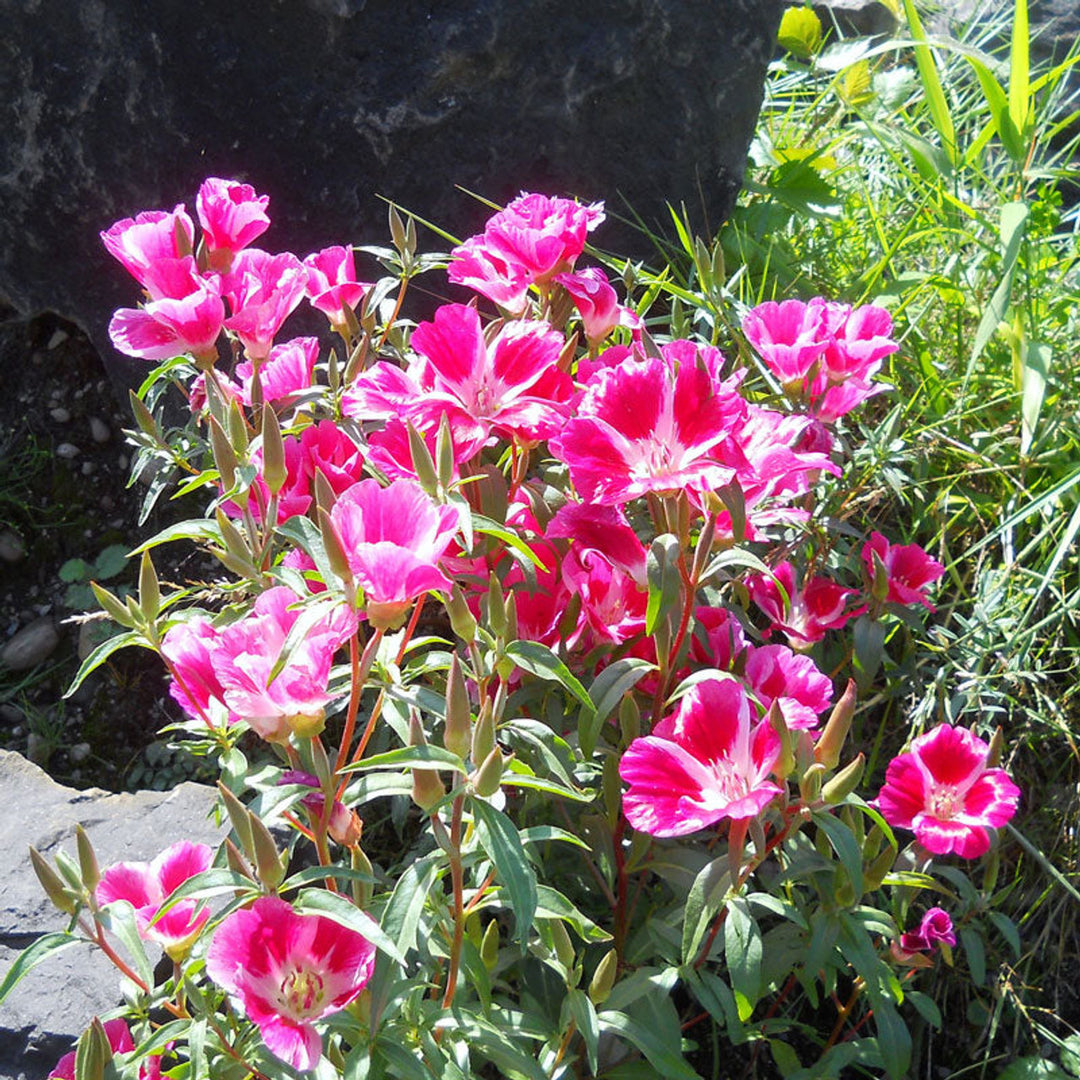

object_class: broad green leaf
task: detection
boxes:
[871,998,912,1080]
[343,744,465,773]
[813,810,864,897]
[529,885,611,943]
[128,518,223,555]
[472,798,538,948]
[504,641,593,713]
[98,900,154,987]
[382,853,441,956]
[149,868,257,920]
[682,856,731,964]
[683,967,746,1044]
[473,514,548,571]
[724,896,763,1019]
[1021,340,1052,455]
[778,5,822,59]
[598,1008,700,1080]
[566,988,601,1075]
[997,1061,1071,1080]
[461,1015,549,1080]
[0,932,80,1005]
[960,925,986,985]
[901,0,957,164]
[64,630,149,698]
[584,657,655,757]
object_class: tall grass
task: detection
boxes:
[617,1,1080,1071]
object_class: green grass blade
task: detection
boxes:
[901,0,957,165]
[1009,0,1031,137]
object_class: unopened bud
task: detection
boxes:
[589,948,618,1006]
[445,585,477,644]
[410,712,445,811]
[224,838,254,880]
[217,782,254,860]
[618,694,640,746]
[486,576,507,638]
[986,726,1004,768]
[74,1017,113,1080]
[602,754,621,826]
[351,844,373,908]
[318,507,354,586]
[814,680,857,769]
[768,700,796,780]
[471,699,496,767]
[260,405,287,496]
[443,655,472,760]
[405,422,439,496]
[471,745,504,797]
[249,811,286,890]
[75,826,100,893]
[822,753,866,804]
[91,581,136,629]
[138,551,160,622]
[481,918,500,971]
[128,389,160,438]
[799,762,826,804]
[864,843,896,893]
[209,416,240,501]
[29,847,78,914]
[435,412,455,491]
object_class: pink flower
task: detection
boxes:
[95,841,213,960]
[619,676,782,837]
[449,192,604,311]
[161,616,228,722]
[280,771,361,846]
[862,531,945,611]
[303,245,369,327]
[108,263,224,362]
[554,268,639,346]
[206,896,376,1072]
[222,249,307,360]
[327,478,462,628]
[236,335,319,406]
[408,303,572,448]
[221,434,312,525]
[101,206,195,292]
[212,587,358,741]
[899,907,956,955]
[820,302,898,383]
[876,723,1020,858]
[689,606,748,671]
[550,347,746,505]
[742,298,829,384]
[742,643,833,730]
[747,561,862,650]
[298,420,366,494]
[49,1019,144,1080]
[196,178,271,271]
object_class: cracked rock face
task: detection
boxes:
[0,0,781,387]
[0,751,222,1080]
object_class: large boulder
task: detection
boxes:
[0,0,782,387]
[0,751,223,1080]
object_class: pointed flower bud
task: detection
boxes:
[822,753,866,804]
[445,585,477,644]
[75,826,100,893]
[814,679,857,770]
[589,948,618,1006]
[443,655,472,760]
[249,811,286,890]
[471,699,496,767]
[471,745,505,797]
[29,847,78,915]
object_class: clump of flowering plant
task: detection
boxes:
[3,180,1025,1080]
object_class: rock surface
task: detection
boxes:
[0,751,222,1080]
[0,0,782,389]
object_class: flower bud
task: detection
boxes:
[285,709,327,739]
[863,843,896,893]
[217,782,255,861]
[618,694,640,746]
[209,416,241,503]
[317,507,354,587]
[410,712,445,812]
[602,754,621,826]
[589,948,618,1006]
[249,811,286,890]
[74,1018,113,1080]
[799,761,826,804]
[814,679,857,770]
[822,753,866,804]
[75,826,100,893]
[351,844,373,908]
[768,699,796,780]
[405,421,439,497]
[481,917,500,971]
[471,745,504,797]
[443,654,472,760]
[436,412,455,492]
[91,581,136,629]
[486,576,507,638]
[471,699,496,767]
[986,725,1004,768]
[445,585,477,644]
[260,404,287,496]
[224,838,255,881]
[29,847,78,915]
[128,389,160,439]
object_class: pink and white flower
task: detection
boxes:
[742,643,833,730]
[196,178,271,271]
[742,297,830,385]
[898,907,956,955]
[95,841,213,960]
[221,249,307,360]
[206,896,376,1072]
[550,346,746,506]
[862,531,945,611]
[327,478,462,628]
[101,206,195,293]
[49,1019,160,1080]
[876,723,1020,858]
[619,676,782,837]
[554,267,639,346]
[303,245,369,327]
[747,561,862,650]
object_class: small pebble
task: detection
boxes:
[26,732,52,765]
[81,461,95,476]
[118,454,128,470]
[49,406,71,423]
[55,442,80,459]
[0,530,25,564]
[1,617,60,671]
[89,417,110,443]
[70,742,91,763]
[47,328,69,349]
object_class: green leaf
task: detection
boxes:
[960,925,986,985]
[566,988,601,1075]
[98,900,154,987]
[598,1008,700,1080]
[343,744,465,773]
[461,1015,549,1080]
[530,884,611,943]
[472,514,548,571]
[646,534,682,636]
[583,657,655,757]
[64,630,149,698]
[149,868,256,921]
[0,932,80,1005]
[901,0,956,164]
[1009,0,1031,137]
[472,798,537,948]
[59,558,90,583]
[382,853,441,956]
[93,544,130,579]
[504,641,593,714]
[296,888,407,967]
[725,896,763,1020]
[1020,340,1052,455]
[997,1061,1071,1080]
[813,810,864,897]
[871,998,912,1080]
[682,856,731,964]
[777,5,822,59]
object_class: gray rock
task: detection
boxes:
[0,0,782,390]
[0,751,224,1080]
[88,418,110,445]
[0,619,59,672]
[47,407,70,424]
[53,444,78,460]
[0,531,24,565]
[815,0,899,38]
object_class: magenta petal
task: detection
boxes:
[109,308,184,361]
[259,1016,323,1072]
[912,724,987,788]
[876,752,925,829]
[151,840,213,897]
[962,770,1021,827]
[913,814,990,858]
[96,862,157,909]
